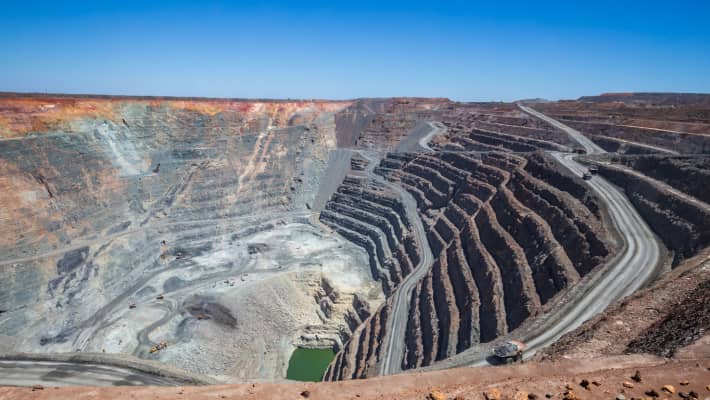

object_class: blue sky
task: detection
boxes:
[1,1,709,101]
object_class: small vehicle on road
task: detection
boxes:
[588,166,599,175]
[573,148,587,154]
[150,341,168,354]
[582,172,593,180]
[492,340,526,364]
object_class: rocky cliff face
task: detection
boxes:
[595,162,710,266]
[4,93,708,384]
[534,95,710,154]
[0,95,390,381]
[323,147,613,379]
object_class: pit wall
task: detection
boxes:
[324,150,613,379]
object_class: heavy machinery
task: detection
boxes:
[150,341,168,354]
[492,340,526,364]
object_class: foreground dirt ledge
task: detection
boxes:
[3,355,709,400]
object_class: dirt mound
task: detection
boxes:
[627,277,710,357]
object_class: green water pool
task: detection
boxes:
[286,347,335,381]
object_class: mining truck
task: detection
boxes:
[150,341,168,354]
[492,340,526,364]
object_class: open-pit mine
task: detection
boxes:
[1,93,709,390]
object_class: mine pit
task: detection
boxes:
[1,94,708,387]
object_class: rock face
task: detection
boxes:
[534,94,710,154]
[373,151,610,370]
[594,161,710,266]
[3,93,709,384]
[323,103,621,381]
[607,154,710,204]
[0,94,389,381]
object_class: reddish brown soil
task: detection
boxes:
[538,247,710,361]
[3,356,708,400]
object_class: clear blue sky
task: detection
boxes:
[2,1,709,101]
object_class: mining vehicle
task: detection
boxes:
[492,340,526,364]
[150,341,168,354]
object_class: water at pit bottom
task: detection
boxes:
[286,348,336,381]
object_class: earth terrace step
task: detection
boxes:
[446,240,481,352]
[379,157,407,170]
[384,152,418,163]
[392,244,414,278]
[321,208,392,260]
[319,214,392,294]
[475,202,541,331]
[403,162,456,196]
[459,219,508,342]
[481,151,526,171]
[453,193,484,224]
[320,209,401,289]
[403,233,422,267]
[323,205,394,263]
[434,212,459,244]
[442,152,507,188]
[590,134,660,155]
[360,189,412,230]
[511,172,604,278]
[473,120,574,147]
[431,246,460,361]
[331,192,406,239]
[476,114,539,127]
[436,142,466,151]
[513,168,603,233]
[364,303,389,376]
[450,136,501,152]
[403,283,424,370]
[326,200,399,251]
[469,129,539,152]
[337,319,365,380]
[352,315,372,378]
[426,224,448,257]
[524,153,603,217]
[410,154,469,183]
[444,202,472,230]
[472,125,569,151]
[440,152,482,176]
[334,302,391,380]
[493,184,580,301]
[418,270,440,366]
[388,170,448,209]
[598,164,710,264]
[377,170,433,210]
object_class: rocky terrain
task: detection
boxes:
[534,93,710,154]
[1,92,709,391]
[0,94,385,381]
